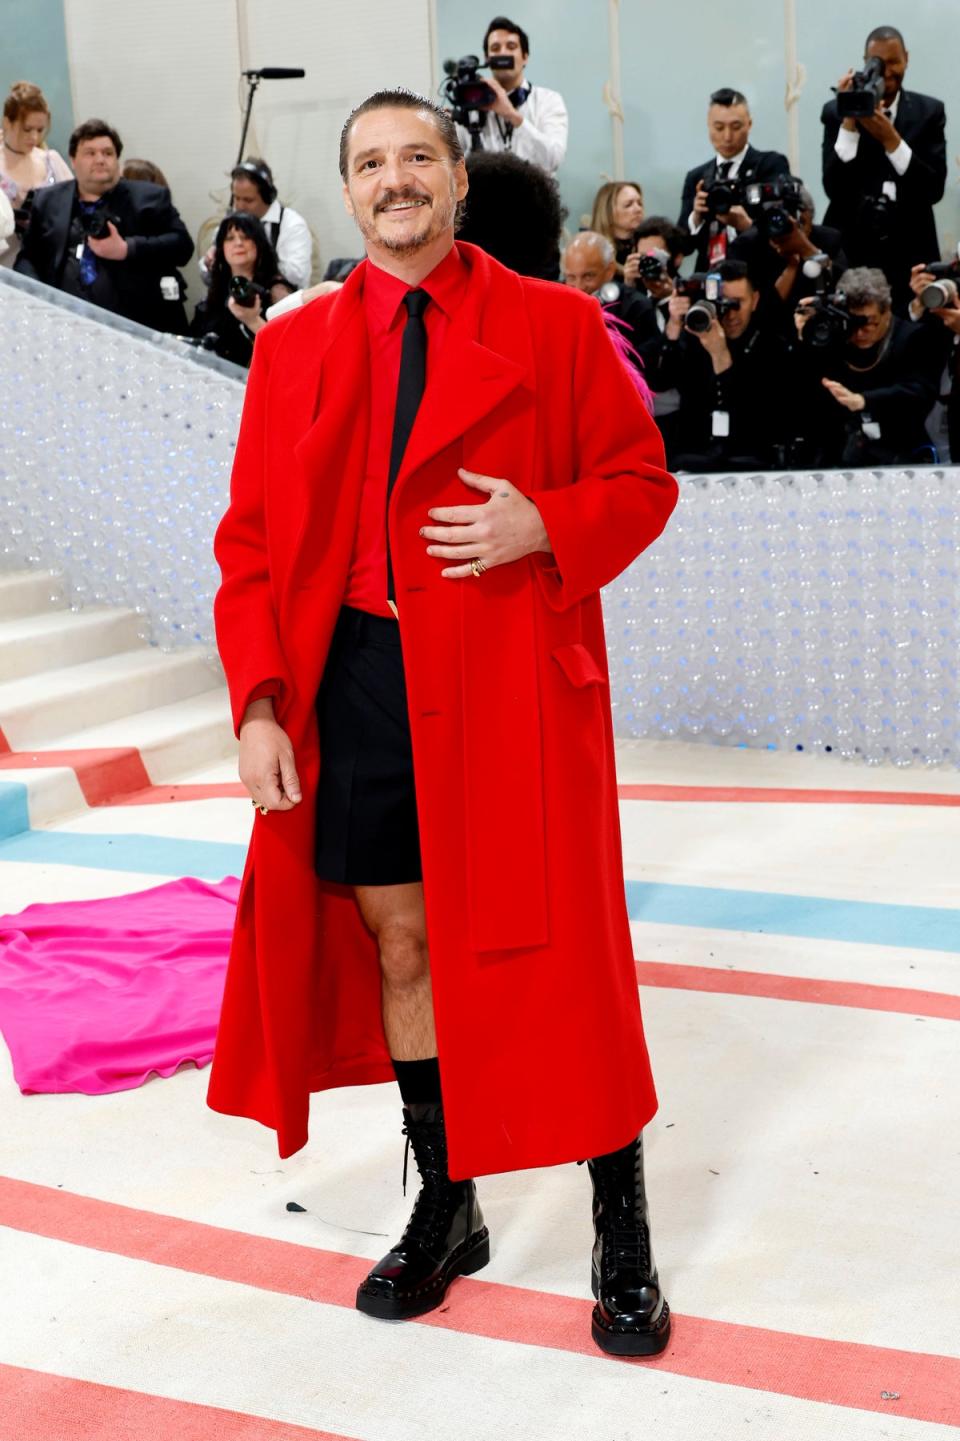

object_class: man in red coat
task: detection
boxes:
[210,87,678,1356]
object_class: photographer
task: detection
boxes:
[729,179,847,324]
[589,180,645,270]
[451,16,568,174]
[678,87,789,271]
[191,212,293,368]
[561,231,652,369]
[651,258,793,471]
[15,118,194,330]
[793,266,942,466]
[199,157,311,291]
[625,216,686,296]
[821,26,946,310]
[907,261,960,460]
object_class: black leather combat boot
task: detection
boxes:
[587,1133,671,1355]
[355,1102,490,1320]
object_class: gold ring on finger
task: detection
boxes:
[470,557,486,577]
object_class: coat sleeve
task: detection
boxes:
[514,87,568,173]
[897,100,947,208]
[124,191,195,270]
[529,297,678,612]
[213,330,294,733]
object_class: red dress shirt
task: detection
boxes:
[343,243,469,617]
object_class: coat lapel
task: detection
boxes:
[47,181,77,278]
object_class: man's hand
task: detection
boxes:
[239,698,301,811]
[794,297,815,336]
[87,222,128,261]
[692,180,709,219]
[665,293,690,340]
[724,204,753,233]
[770,219,817,259]
[932,301,960,336]
[623,250,641,287]
[694,316,732,373]
[822,377,866,412]
[419,468,550,580]
[484,73,522,125]
[836,70,859,133]
[859,105,901,153]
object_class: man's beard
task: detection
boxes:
[355,183,456,256]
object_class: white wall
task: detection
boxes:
[63,0,435,299]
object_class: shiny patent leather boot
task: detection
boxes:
[356,1102,490,1320]
[587,1133,671,1355]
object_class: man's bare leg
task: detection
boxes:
[354,881,434,1058]
[352,879,489,1319]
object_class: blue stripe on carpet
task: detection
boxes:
[0,783,31,842]
[0,829,246,879]
[625,880,960,954]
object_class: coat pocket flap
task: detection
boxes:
[551,642,606,688]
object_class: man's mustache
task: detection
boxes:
[375,188,431,213]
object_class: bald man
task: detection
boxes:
[562,231,651,367]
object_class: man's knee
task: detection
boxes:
[378,924,429,990]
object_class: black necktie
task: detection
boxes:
[717,160,732,179]
[386,288,430,604]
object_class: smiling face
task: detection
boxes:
[342,106,467,262]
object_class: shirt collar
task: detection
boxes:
[885,91,901,121]
[364,242,469,332]
[263,198,282,222]
[714,143,749,175]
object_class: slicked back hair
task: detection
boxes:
[865,24,906,52]
[710,87,748,109]
[338,89,464,180]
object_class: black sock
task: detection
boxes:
[391,1056,442,1106]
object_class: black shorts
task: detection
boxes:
[314,606,423,887]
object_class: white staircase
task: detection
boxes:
[0,570,237,833]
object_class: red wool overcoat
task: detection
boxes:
[208,242,678,1179]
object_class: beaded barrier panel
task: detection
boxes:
[0,270,243,651]
[605,469,959,766]
[1,274,957,765]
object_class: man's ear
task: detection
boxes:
[342,182,355,219]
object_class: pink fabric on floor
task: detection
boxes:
[0,877,239,1095]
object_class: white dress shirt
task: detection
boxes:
[834,89,913,200]
[199,199,313,290]
[687,144,749,236]
[455,82,568,174]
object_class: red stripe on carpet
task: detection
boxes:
[111,782,247,805]
[1,1178,957,1426]
[618,783,960,806]
[635,959,960,1021]
[0,1363,356,1441]
[0,746,150,806]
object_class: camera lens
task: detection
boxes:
[685,300,716,334]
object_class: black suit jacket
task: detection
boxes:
[820,89,946,292]
[677,146,791,270]
[15,178,194,329]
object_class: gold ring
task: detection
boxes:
[470,558,486,577]
[251,799,269,816]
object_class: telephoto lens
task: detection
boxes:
[920,278,958,309]
[685,300,717,334]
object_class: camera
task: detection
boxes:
[920,262,960,309]
[441,54,514,124]
[637,247,671,283]
[229,275,269,308]
[82,210,122,242]
[800,290,868,349]
[703,175,744,216]
[744,176,804,239]
[837,55,886,119]
[679,272,741,333]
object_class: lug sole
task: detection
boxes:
[590,1263,672,1356]
[355,1228,490,1321]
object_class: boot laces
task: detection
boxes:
[399,1120,468,1249]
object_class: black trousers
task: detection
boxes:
[314,607,423,887]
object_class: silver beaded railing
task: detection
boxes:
[1,270,957,765]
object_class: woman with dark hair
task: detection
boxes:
[191,211,292,367]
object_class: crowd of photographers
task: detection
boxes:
[2,17,956,469]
